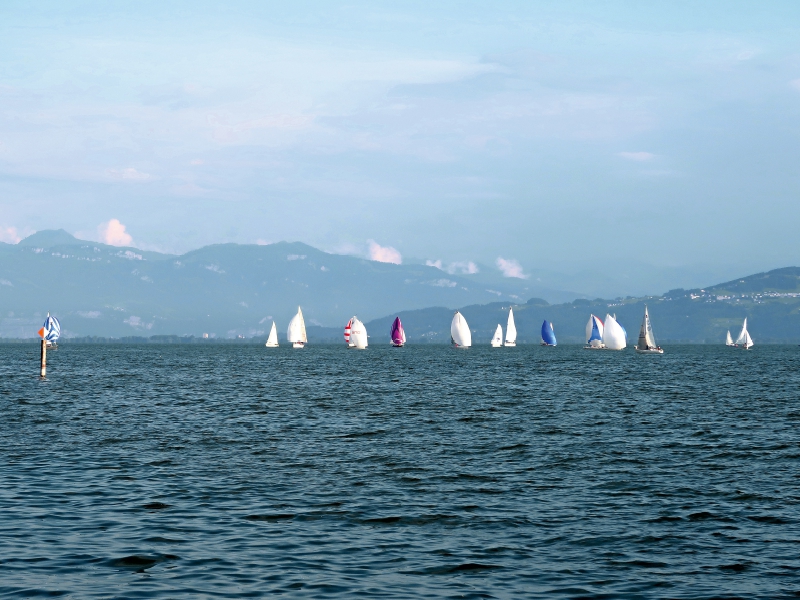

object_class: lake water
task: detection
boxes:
[1,344,799,598]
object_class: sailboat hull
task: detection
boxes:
[292,342,305,349]
[635,347,663,354]
[504,342,516,347]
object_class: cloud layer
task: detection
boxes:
[368,240,402,264]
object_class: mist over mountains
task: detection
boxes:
[0,230,568,339]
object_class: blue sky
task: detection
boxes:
[1,1,799,295]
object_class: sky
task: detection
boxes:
[1,1,799,296]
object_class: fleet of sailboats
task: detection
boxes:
[450,311,471,348]
[635,306,663,354]
[260,305,759,353]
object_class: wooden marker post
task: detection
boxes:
[40,338,47,377]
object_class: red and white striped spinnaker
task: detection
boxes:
[344,318,353,346]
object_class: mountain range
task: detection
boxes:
[1,230,798,343]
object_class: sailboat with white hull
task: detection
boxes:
[725,330,735,347]
[504,308,517,347]
[287,307,308,349]
[735,318,754,350]
[584,314,605,349]
[635,306,663,354]
[265,321,279,347]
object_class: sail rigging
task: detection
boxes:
[504,308,517,346]
[450,311,471,348]
[541,320,557,346]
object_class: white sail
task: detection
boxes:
[602,314,627,350]
[287,306,307,347]
[350,316,368,349]
[585,314,604,348]
[504,308,517,346]
[451,311,471,348]
[490,324,503,347]
[637,306,657,350]
[736,318,754,349]
[265,321,279,347]
[735,318,748,346]
[725,330,734,346]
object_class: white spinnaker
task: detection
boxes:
[490,324,503,347]
[266,322,279,347]
[451,311,472,347]
[602,314,627,350]
[735,318,748,346]
[287,307,307,344]
[350,317,368,349]
[505,308,517,345]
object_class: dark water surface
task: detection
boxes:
[1,344,799,598]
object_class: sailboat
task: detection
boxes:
[735,318,754,350]
[584,314,605,349]
[38,313,61,349]
[287,306,308,349]
[635,306,663,354]
[601,314,627,350]
[265,321,279,347]
[725,330,735,346]
[344,318,355,348]
[350,316,368,349]
[541,320,557,346]
[390,317,406,347]
[504,308,517,347]
[451,311,471,348]
[490,324,503,347]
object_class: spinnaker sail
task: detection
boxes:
[451,311,471,348]
[541,320,556,346]
[344,318,354,347]
[602,314,627,350]
[38,313,61,343]
[350,316,368,349]
[585,314,604,348]
[390,317,405,347]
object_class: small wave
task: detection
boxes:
[245,513,295,521]
[108,554,178,572]
[142,502,170,510]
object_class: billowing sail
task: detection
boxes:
[344,318,353,346]
[265,321,279,347]
[350,317,368,349]
[602,314,627,350]
[39,313,61,342]
[390,317,405,346]
[541,320,557,346]
[585,314,604,347]
[504,308,517,346]
[637,306,657,350]
[451,311,471,348]
[736,318,753,349]
[287,307,307,347]
[725,330,734,346]
[490,324,503,347]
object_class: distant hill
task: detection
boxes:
[308,267,800,344]
[0,230,567,338]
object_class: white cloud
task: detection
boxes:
[368,240,402,264]
[124,315,153,329]
[430,278,457,287]
[286,254,306,261]
[78,310,102,318]
[426,259,479,274]
[98,219,133,246]
[618,151,655,161]
[107,167,151,181]
[496,257,529,279]
[0,226,21,244]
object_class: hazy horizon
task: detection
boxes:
[2,2,800,297]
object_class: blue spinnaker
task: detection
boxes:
[541,320,557,346]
